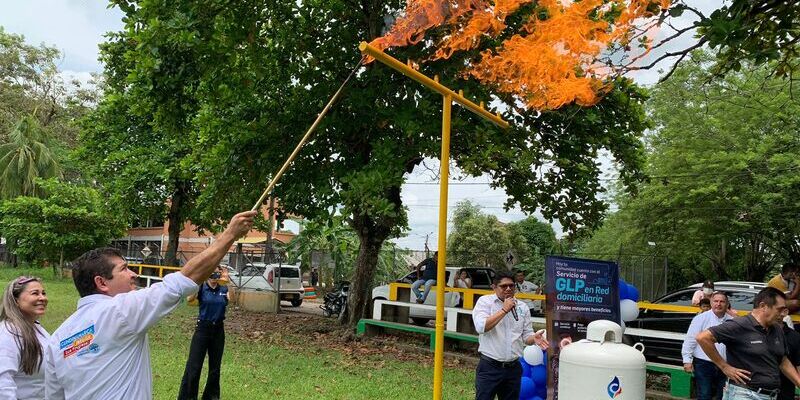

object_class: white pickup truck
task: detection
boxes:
[371,267,496,326]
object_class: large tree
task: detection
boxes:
[182,0,649,326]
[0,178,125,270]
[80,1,226,266]
[583,51,800,283]
[446,200,528,269]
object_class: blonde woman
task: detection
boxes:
[0,277,49,400]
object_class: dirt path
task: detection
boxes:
[224,305,475,369]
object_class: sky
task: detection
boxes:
[0,0,718,250]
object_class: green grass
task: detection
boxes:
[1,266,476,399]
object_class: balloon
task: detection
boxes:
[628,285,640,302]
[523,345,545,366]
[521,359,532,378]
[618,281,629,300]
[531,365,547,386]
[520,377,536,398]
[532,397,544,400]
[536,384,547,399]
[620,299,640,322]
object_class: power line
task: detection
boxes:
[402,165,800,185]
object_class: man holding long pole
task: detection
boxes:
[45,211,256,400]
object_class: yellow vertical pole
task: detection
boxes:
[433,94,452,400]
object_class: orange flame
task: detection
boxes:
[371,0,670,110]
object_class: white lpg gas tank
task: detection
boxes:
[557,320,646,400]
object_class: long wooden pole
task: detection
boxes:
[250,58,365,211]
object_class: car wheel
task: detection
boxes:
[411,317,430,326]
[290,298,303,307]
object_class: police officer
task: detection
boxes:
[178,265,230,400]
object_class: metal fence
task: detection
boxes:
[107,239,670,301]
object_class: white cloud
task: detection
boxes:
[0,0,124,73]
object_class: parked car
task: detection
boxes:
[624,281,766,364]
[372,267,496,326]
[227,263,305,306]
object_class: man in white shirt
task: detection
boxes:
[473,270,548,400]
[514,271,539,313]
[44,211,256,400]
[681,292,734,400]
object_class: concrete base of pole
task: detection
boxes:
[237,289,278,313]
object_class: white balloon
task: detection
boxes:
[523,345,544,366]
[620,299,639,322]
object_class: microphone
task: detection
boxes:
[510,298,518,321]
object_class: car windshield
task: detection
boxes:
[722,290,755,311]
[279,267,300,278]
[241,265,265,276]
[657,288,756,311]
[657,290,695,307]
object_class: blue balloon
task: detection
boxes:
[532,397,544,400]
[628,285,640,302]
[521,360,532,378]
[531,365,547,386]
[520,377,536,398]
[618,280,629,300]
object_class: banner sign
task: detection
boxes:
[545,255,620,400]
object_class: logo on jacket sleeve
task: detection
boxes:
[60,325,96,358]
[607,376,622,398]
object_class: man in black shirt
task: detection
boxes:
[697,287,800,399]
[411,251,438,304]
[779,321,800,400]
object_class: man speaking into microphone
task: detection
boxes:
[473,271,549,400]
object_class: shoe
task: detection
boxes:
[416,298,424,304]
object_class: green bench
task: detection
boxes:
[646,362,692,398]
[356,318,478,351]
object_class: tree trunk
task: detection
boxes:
[341,234,385,326]
[343,186,400,327]
[744,235,774,282]
[164,181,189,267]
[707,240,729,280]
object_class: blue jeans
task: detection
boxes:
[722,382,777,400]
[694,358,725,400]
[411,279,436,301]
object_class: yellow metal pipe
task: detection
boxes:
[359,42,509,129]
[432,94,452,400]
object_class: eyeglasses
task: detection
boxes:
[497,284,516,290]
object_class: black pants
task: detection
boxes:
[178,321,225,400]
[475,356,522,400]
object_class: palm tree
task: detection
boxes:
[0,114,61,199]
